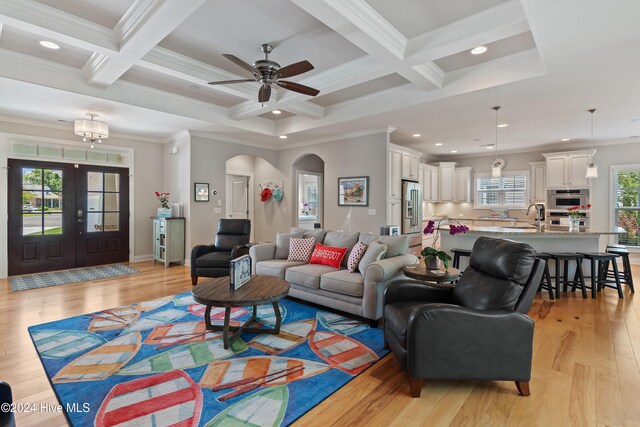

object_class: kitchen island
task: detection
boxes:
[440,225,626,272]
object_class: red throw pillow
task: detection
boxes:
[309,243,348,269]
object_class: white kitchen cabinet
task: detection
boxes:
[153,217,185,267]
[454,167,472,202]
[387,200,401,226]
[402,152,420,181]
[388,148,402,198]
[421,163,439,202]
[438,162,456,201]
[543,150,594,189]
[529,161,546,203]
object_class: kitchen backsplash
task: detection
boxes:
[422,201,536,221]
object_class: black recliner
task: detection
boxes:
[384,236,545,397]
[190,219,251,285]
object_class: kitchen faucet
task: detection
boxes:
[526,203,545,230]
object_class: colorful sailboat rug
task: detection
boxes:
[29,291,388,426]
[10,264,140,291]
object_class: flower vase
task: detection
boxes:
[426,257,441,271]
[568,217,580,231]
[157,207,172,218]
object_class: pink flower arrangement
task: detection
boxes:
[567,203,591,218]
[155,191,170,208]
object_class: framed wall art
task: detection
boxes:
[194,182,209,202]
[337,176,369,207]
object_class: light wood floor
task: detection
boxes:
[1,262,638,427]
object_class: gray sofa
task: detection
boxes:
[249,228,417,321]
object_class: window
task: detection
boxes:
[615,170,640,246]
[475,171,528,208]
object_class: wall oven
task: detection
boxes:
[548,189,589,210]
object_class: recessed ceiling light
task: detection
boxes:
[470,46,487,55]
[39,40,60,50]
[450,150,458,153]
[272,110,282,115]
[497,123,509,128]
[561,138,571,141]
[486,145,495,149]
[434,142,443,146]
[279,135,287,139]
[412,133,421,137]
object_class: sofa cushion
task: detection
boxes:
[285,264,338,289]
[358,241,387,275]
[288,237,316,262]
[310,243,347,269]
[291,228,327,244]
[320,270,364,297]
[323,231,360,267]
[195,251,231,268]
[274,231,304,259]
[347,242,367,273]
[359,233,409,258]
[256,260,306,279]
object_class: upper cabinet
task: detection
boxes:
[438,162,456,201]
[402,152,420,181]
[529,161,546,203]
[543,150,594,189]
[454,167,472,202]
[421,163,439,202]
[388,147,402,199]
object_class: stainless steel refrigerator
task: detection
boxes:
[402,180,422,234]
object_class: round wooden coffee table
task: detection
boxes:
[192,275,290,349]
[402,264,461,286]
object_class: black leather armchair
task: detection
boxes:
[191,219,251,285]
[384,236,545,397]
[0,381,15,427]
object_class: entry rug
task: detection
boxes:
[28,293,387,426]
[11,264,140,291]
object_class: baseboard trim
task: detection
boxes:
[132,255,153,262]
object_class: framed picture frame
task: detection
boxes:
[194,182,209,202]
[338,176,369,207]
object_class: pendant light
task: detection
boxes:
[491,106,501,178]
[74,113,109,149]
[585,108,598,178]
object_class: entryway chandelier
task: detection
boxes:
[74,113,109,148]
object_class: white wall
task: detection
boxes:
[163,132,191,252]
[0,120,164,267]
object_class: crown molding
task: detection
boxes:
[159,129,191,144]
[115,0,158,45]
[413,62,445,89]
[325,0,407,59]
[0,0,117,54]
[405,0,529,64]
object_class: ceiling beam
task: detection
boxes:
[291,0,444,90]
[83,0,207,88]
[275,49,546,136]
[0,48,275,136]
[0,0,117,54]
[405,0,531,66]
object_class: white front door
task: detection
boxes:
[226,175,248,219]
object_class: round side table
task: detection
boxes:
[402,264,461,286]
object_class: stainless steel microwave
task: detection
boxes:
[548,189,589,210]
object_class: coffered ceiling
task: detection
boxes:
[0,0,639,156]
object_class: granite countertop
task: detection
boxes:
[458,225,626,236]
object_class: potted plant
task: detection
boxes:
[567,203,590,231]
[155,191,171,218]
[421,218,469,270]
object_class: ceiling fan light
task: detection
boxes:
[586,163,598,178]
[492,166,502,178]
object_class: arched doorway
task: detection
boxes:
[292,154,325,230]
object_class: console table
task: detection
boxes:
[152,217,185,267]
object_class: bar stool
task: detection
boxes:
[451,248,472,270]
[578,252,623,298]
[606,245,635,293]
[535,253,554,300]
[544,253,587,299]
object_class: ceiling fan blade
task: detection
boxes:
[222,54,256,75]
[258,84,271,103]
[276,60,314,78]
[207,79,255,85]
[277,81,320,97]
